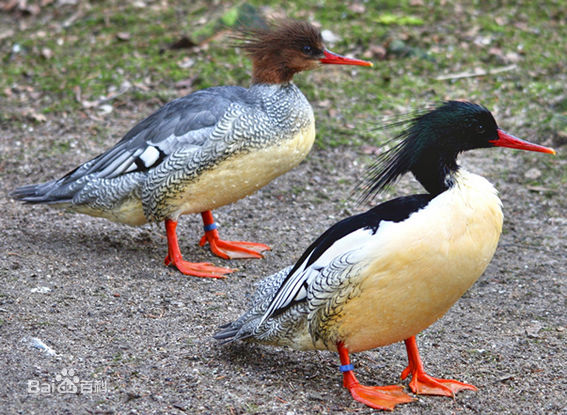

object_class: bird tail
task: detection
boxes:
[10,178,74,205]
[213,322,248,344]
[214,265,294,344]
[11,156,105,206]
[213,319,259,345]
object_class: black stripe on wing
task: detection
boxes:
[262,193,435,321]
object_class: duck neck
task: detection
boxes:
[411,151,459,195]
[251,72,293,85]
[252,56,296,84]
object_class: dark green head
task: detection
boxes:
[410,100,498,154]
[360,100,555,200]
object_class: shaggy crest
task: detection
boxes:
[235,20,325,84]
[358,101,497,202]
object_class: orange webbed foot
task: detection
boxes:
[401,364,477,396]
[402,336,477,397]
[338,342,413,411]
[164,254,233,279]
[199,211,270,259]
[164,218,234,278]
[347,381,415,411]
[199,234,270,259]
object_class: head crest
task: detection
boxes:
[234,20,322,58]
[357,118,424,204]
[357,101,494,202]
[233,20,324,83]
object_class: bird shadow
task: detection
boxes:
[12,216,217,267]
[214,341,336,380]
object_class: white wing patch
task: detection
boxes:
[294,284,308,303]
[310,228,374,269]
[102,146,161,178]
[258,227,376,327]
[138,146,160,168]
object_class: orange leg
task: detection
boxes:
[198,211,271,259]
[164,219,234,278]
[401,336,477,396]
[337,342,414,411]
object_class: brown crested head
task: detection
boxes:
[237,20,324,84]
[236,20,372,84]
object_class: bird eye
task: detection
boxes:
[302,45,313,55]
[476,124,485,135]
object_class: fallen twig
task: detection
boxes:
[436,64,517,81]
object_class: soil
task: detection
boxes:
[1,101,566,415]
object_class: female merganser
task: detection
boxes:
[214,101,555,410]
[10,21,371,278]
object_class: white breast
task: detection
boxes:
[336,170,503,352]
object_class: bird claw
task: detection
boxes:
[199,233,271,259]
[347,382,415,411]
[401,336,477,397]
[338,344,413,411]
[164,254,234,278]
[402,365,477,396]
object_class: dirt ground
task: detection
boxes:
[1,102,566,414]
[1,2,566,413]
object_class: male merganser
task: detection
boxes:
[10,20,371,278]
[214,101,555,410]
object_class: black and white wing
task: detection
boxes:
[257,194,435,327]
[214,194,435,344]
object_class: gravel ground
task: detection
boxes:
[0,106,566,415]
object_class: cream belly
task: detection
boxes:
[170,122,315,218]
[334,172,503,353]
[68,121,315,226]
[74,197,146,226]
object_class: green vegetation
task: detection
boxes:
[1,0,565,154]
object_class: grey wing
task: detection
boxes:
[214,250,367,347]
[11,86,250,205]
[306,251,367,346]
[64,86,250,182]
[255,251,366,347]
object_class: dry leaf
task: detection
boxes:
[524,168,542,180]
[116,32,131,41]
[363,44,387,60]
[321,29,341,45]
[98,104,113,115]
[361,145,381,155]
[174,78,195,89]
[23,108,47,122]
[0,28,15,41]
[41,47,53,59]
[177,57,195,69]
[2,0,19,12]
[348,4,366,13]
